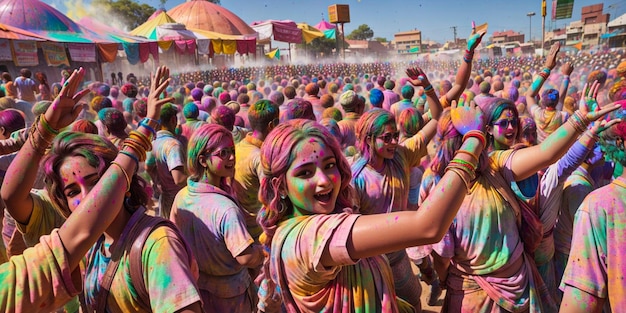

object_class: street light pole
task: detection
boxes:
[527,12,536,43]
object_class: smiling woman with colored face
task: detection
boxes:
[347,68,445,310]
[0,66,203,313]
[170,123,264,313]
[255,100,487,312]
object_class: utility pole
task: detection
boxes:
[542,0,546,55]
[451,26,457,44]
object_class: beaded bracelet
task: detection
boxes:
[462,130,487,148]
[110,161,131,193]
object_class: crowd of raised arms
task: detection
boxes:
[0,27,625,313]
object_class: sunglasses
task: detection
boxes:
[377,132,400,144]
[210,147,236,160]
[492,118,519,129]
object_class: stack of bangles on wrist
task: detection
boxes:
[583,130,600,142]
[138,117,160,137]
[538,67,550,80]
[568,111,590,133]
[122,129,154,164]
[445,130,485,193]
[424,84,435,95]
[463,50,474,63]
[29,115,59,155]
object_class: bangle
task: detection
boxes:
[450,158,477,172]
[538,72,549,80]
[568,111,589,133]
[28,125,49,155]
[462,130,486,148]
[139,118,160,137]
[40,114,60,135]
[583,131,599,142]
[445,166,472,194]
[542,67,551,75]
[120,150,140,169]
[110,161,131,193]
[455,149,479,164]
[463,50,474,63]
[424,84,434,92]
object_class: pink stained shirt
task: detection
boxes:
[270,213,401,313]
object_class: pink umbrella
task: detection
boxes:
[315,19,336,31]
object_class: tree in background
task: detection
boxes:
[92,0,156,30]
[374,37,388,43]
[346,24,374,41]
[297,37,349,58]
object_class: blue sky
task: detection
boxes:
[46,0,626,43]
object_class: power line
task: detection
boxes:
[450,26,457,43]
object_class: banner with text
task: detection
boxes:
[11,40,38,66]
[68,43,96,62]
[555,0,574,20]
[0,39,12,61]
[41,42,69,66]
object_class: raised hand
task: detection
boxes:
[467,22,486,52]
[43,67,90,130]
[406,67,431,88]
[579,81,601,114]
[561,62,574,76]
[450,100,485,135]
[545,42,560,70]
[146,66,174,121]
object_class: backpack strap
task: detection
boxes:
[128,214,194,311]
[94,207,147,313]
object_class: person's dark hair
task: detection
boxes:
[283,86,296,100]
[43,132,148,218]
[20,68,31,78]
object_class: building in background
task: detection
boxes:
[393,30,422,55]
[605,13,626,48]
[345,40,390,58]
[490,30,525,44]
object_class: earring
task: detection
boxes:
[278,198,287,214]
[280,193,286,200]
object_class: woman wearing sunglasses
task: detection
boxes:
[170,123,264,313]
[350,67,443,311]
[427,43,621,312]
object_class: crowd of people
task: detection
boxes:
[0,26,625,313]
